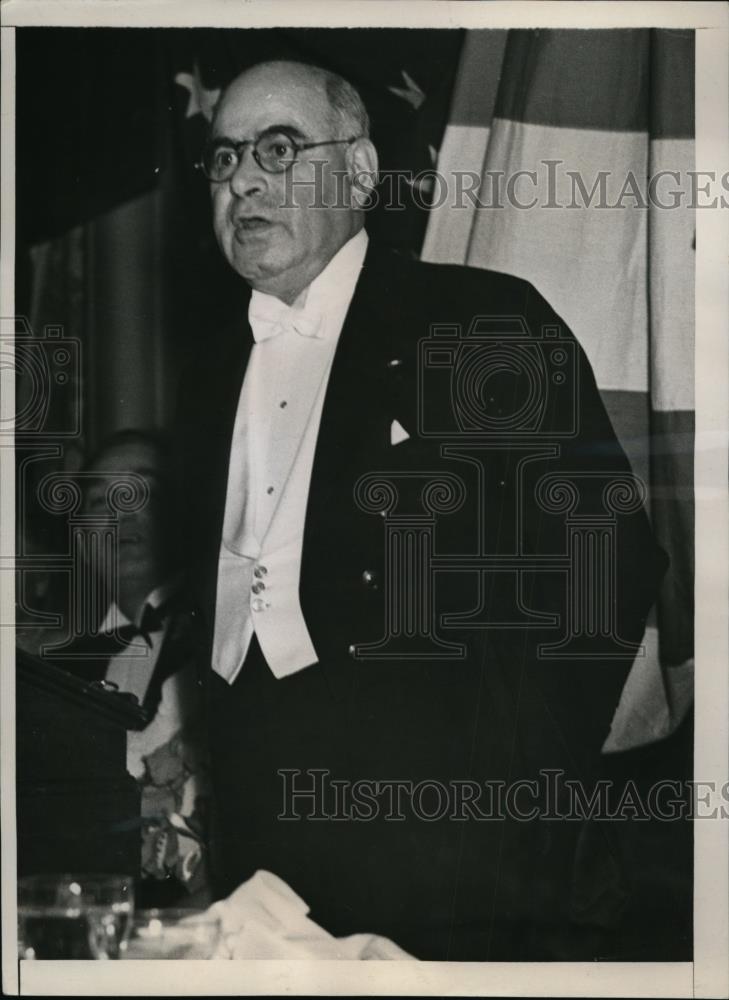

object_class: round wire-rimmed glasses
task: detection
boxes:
[197,127,360,181]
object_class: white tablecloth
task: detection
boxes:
[205,870,414,960]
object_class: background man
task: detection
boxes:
[177,60,668,959]
[53,429,210,905]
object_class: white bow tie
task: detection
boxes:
[248,295,322,342]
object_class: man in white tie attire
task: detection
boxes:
[176,60,667,960]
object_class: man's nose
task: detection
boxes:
[229,145,267,198]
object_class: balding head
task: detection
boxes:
[213,61,370,141]
[207,60,378,304]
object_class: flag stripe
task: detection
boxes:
[447,30,507,126]
[603,625,693,751]
[493,30,650,133]
[459,118,650,395]
[650,408,695,665]
[649,28,695,140]
[648,138,695,411]
[421,124,490,263]
[600,390,651,491]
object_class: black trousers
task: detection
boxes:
[207,636,353,917]
[206,635,591,960]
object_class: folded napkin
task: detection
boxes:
[205,870,413,960]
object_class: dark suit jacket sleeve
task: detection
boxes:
[512,280,669,770]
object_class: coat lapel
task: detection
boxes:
[299,245,423,690]
[302,244,409,553]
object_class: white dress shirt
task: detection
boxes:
[213,229,369,683]
[102,581,175,705]
[101,580,198,779]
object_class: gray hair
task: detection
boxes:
[321,69,370,140]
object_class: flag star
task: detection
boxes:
[175,62,221,122]
[388,69,426,110]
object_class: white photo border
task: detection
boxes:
[1,2,727,997]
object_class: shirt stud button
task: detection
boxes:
[252,597,266,612]
[254,565,268,578]
[251,581,265,594]
[267,486,275,495]
[279,400,287,408]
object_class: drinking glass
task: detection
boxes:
[123,908,221,959]
[18,873,134,960]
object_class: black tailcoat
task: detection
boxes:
[176,241,668,959]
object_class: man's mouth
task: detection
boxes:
[234,216,273,234]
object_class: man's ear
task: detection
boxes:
[347,138,379,208]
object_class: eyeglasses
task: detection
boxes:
[198,127,360,181]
